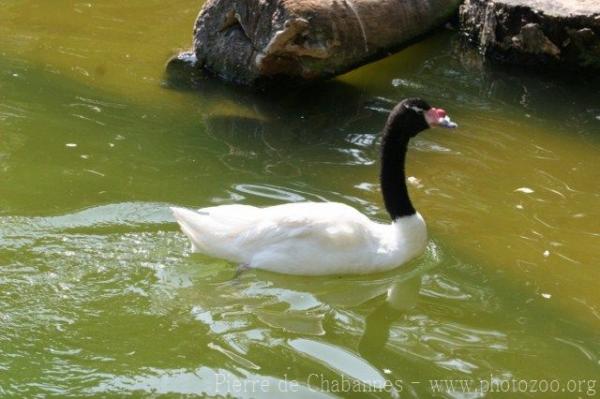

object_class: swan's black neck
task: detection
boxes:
[380,105,428,221]
[380,134,414,220]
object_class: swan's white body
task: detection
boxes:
[171,202,427,275]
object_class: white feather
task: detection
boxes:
[171,202,427,275]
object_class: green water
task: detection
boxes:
[1,1,599,398]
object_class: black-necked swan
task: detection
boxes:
[171,98,457,275]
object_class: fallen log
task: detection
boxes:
[459,0,600,71]
[189,0,461,86]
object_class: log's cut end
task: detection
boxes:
[191,0,461,86]
[460,0,600,71]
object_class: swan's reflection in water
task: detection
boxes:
[358,273,422,357]
[151,243,447,398]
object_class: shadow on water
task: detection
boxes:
[164,57,379,134]
[163,58,399,195]
[164,36,600,152]
[448,37,600,134]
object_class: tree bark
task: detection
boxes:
[191,0,460,86]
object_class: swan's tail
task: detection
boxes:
[170,207,213,253]
[171,204,261,261]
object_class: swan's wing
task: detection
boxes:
[172,202,378,264]
[236,203,385,273]
[241,202,373,246]
[171,205,262,260]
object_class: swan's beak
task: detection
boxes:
[437,115,458,129]
[426,108,458,129]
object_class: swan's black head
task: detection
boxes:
[384,98,457,140]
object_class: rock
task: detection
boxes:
[187,0,461,86]
[459,0,600,71]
